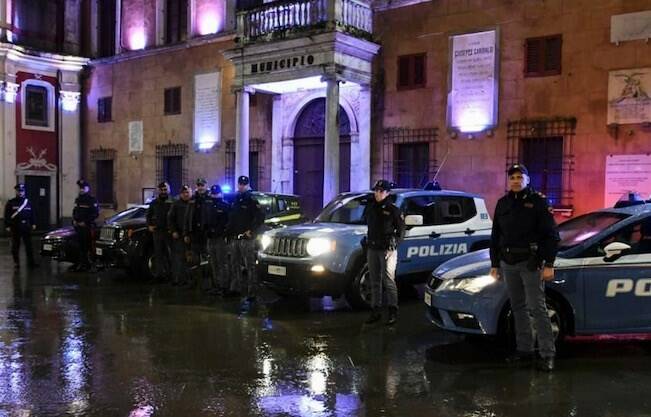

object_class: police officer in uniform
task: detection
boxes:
[364,180,405,325]
[206,184,233,295]
[227,176,264,312]
[489,163,560,372]
[168,185,192,286]
[72,179,99,272]
[4,183,38,268]
[186,178,211,282]
[147,182,173,281]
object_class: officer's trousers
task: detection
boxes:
[367,248,398,309]
[152,230,171,280]
[208,237,232,290]
[171,238,190,285]
[501,260,556,358]
[11,228,34,265]
[231,239,257,298]
[74,224,92,266]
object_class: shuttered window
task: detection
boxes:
[397,53,427,90]
[98,97,112,123]
[525,35,562,77]
[164,87,181,115]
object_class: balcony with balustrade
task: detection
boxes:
[236,0,373,45]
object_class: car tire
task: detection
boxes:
[345,264,372,310]
[498,296,566,351]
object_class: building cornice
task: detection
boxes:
[0,43,89,73]
[373,0,431,11]
[90,32,237,66]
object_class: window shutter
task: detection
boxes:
[544,36,562,73]
[413,55,425,87]
[525,38,542,75]
[398,56,410,88]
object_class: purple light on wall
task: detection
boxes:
[198,12,221,35]
[129,29,147,50]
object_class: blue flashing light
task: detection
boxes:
[221,184,232,193]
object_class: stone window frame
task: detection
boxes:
[396,53,427,90]
[90,148,118,208]
[155,143,189,190]
[382,127,438,187]
[21,79,55,132]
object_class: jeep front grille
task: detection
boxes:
[99,226,117,242]
[265,237,308,258]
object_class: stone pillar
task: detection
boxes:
[235,87,253,182]
[59,71,83,221]
[0,0,7,41]
[2,78,18,214]
[323,75,340,206]
[271,95,284,193]
[354,86,371,191]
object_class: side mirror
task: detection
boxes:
[603,241,631,262]
[405,215,423,226]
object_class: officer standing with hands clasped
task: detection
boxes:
[146,182,173,282]
[168,184,192,286]
[72,179,99,272]
[364,180,405,325]
[206,184,233,296]
[489,163,560,372]
[227,176,264,313]
[4,183,38,269]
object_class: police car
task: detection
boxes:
[258,189,492,309]
[425,205,651,342]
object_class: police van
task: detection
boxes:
[258,188,492,309]
[425,204,651,342]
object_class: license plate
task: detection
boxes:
[424,292,432,306]
[268,265,286,276]
[96,248,103,256]
[42,244,52,251]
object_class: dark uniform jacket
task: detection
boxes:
[146,195,173,230]
[226,191,264,238]
[4,197,35,231]
[365,196,405,250]
[205,197,230,238]
[185,191,211,235]
[167,198,191,237]
[72,193,99,225]
[489,187,560,268]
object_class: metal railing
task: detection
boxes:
[237,0,372,43]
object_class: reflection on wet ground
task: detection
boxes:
[1,244,650,417]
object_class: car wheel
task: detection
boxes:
[499,297,566,350]
[345,264,372,310]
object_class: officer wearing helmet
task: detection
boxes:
[4,183,38,268]
[363,179,405,325]
[227,175,264,312]
[147,181,174,281]
[206,184,233,295]
[71,179,99,272]
[489,163,560,372]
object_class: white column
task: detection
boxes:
[155,0,166,46]
[235,87,253,181]
[59,91,81,221]
[0,0,7,41]
[0,82,6,213]
[271,95,284,193]
[354,86,371,191]
[323,75,340,206]
[2,79,18,209]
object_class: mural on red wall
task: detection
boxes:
[15,71,58,172]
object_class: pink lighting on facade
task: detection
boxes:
[197,12,221,35]
[129,29,147,50]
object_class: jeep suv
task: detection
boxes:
[258,189,492,309]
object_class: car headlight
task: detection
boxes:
[118,229,126,240]
[438,275,496,294]
[306,238,336,257]
[260,234,273,251]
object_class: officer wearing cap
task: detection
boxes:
[71,179,99,272]
[226,175,264,312]
[489,163,560,372]
[168,184,192,286]
[206,184,233,295]
[4,183,38,268]
[363,180,405,325]
[146,182,173,281]
[186,178,211,286]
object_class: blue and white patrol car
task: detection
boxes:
[425,205,651,341]
[258,189,492,309]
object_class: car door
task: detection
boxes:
[397,195,475,275]
[580,218,651,332]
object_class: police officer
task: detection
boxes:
[146,182,173,281]
[186,178,211,279]
[489,163,560,372]
[206,184,233,296]
[227,176,264,312]
[364,180,405,325]
[72,179,99,272]
[168,185,192,286]
[4,183,38,269]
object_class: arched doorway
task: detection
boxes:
[293,98,351,218]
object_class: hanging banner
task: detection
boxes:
[447,29,499,134]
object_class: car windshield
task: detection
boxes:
[557,211,630,250]
[315,194,372,224]
[106,207,146,223]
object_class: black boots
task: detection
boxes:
[386,307,398,326]
[537,357,555,372]
[364,307,398,325]
[364,309,381,324]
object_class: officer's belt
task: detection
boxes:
[502,247,531,255]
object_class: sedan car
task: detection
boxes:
[425,204,651,343]
[40,205,148,264]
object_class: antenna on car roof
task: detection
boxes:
[424,146,450,190]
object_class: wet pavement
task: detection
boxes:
[1,241,651,417]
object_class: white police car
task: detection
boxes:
[258,189,492,309]
[425,205,651,341]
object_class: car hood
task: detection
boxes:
[433,249,492,280]
[266,222,367,240]
[43,226,75,239]
[105,218,146,228]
